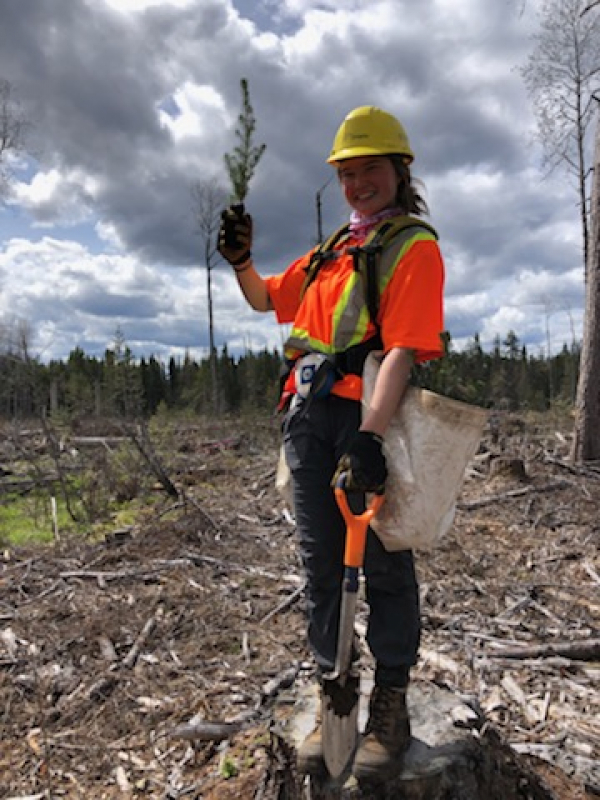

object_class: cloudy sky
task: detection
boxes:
[0,0,590,364]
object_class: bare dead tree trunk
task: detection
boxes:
[521,2,600,463]
[205,234,219,414]
[572,108,600,462]
[191,178,227,415]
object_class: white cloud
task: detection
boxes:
[9,168,100,227]
[481,305,528,342]
[158,83,227,141]
[447,291,493,318]
[103,0,195,11]
[0,0,589,364]
[282,0,363,13]
[95,220,126,250]
[0,234,282,361]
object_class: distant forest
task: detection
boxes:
[0,330,579,419]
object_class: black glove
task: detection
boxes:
[217,204,253,267]
[332,431,387,494]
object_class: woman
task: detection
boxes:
[218,105,445,780]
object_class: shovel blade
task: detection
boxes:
[321,673,360,779]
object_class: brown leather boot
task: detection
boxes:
[352,686,411,780]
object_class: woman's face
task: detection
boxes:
[337,155,399,216]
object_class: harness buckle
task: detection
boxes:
[294,353,339,399]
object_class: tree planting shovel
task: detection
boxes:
[321,480,385,780]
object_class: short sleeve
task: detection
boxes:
[379,239,445,363]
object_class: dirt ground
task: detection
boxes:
[0,411,598,799]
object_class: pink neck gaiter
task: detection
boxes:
[348,206,405,238]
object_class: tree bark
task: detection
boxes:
[571,110,600,462]
[206,236,219,414]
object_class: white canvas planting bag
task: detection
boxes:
[362,352,488,551]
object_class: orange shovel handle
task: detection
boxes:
[334,485,385,569]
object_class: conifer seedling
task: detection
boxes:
[223,78,266,205]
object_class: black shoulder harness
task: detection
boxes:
[300,215,438,328]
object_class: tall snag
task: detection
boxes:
[521,0,600,461]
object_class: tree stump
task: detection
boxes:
[282,680,558,800]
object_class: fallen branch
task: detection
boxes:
[170,664,300,744]
[170,716,242,743]
[122,419,179,498]
[59,557,211,582]
[123,606,163,669]
[260,582,305,625]
[489,637,600,661]
[259,664,299,705]
[501,674,540,725]
[541,585,600,615]
[544,455,600,480]
[70,436,127,448]
[180,493,218,530]
[583,560,600,584]
[182,551,281,581]
[59,555,297,584]
[457,480,571,510]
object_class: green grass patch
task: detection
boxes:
[0,493,63,545]
[0,481,166,548]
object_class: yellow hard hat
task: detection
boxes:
[327,105,414,164]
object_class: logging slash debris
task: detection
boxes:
[0,412,598,798]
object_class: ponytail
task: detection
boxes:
[390,155,428,216]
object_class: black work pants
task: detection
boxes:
[282,394,420,688]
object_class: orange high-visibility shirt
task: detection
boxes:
[265,232,445,400]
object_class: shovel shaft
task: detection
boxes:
[332,573,358,679]
[321,485,385,779]
[328,485,385,680]
[321,476,383,780]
